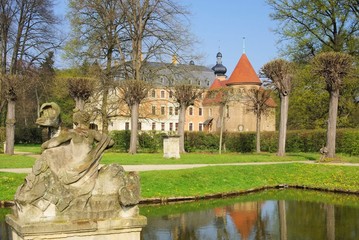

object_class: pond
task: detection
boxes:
[1,189,359,239]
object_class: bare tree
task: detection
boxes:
[68,0,193,154]
[312,52,354,159]
[261,59,294,157]
[0,0,61,154]
[245,88,273,153]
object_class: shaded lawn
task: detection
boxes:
[101,152,320,165]
[1,163,358,201]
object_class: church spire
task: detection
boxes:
[211,52,227,79]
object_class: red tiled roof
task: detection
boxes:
[226,54,261,86]
[203,79,227,105]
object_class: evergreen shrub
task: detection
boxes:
[110,130,131,152]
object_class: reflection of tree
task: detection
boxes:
[278,200,287,240]
[214,208,230,240]
[255,202,269,240]
[326,204,335,240]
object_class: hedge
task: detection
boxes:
[109,128,358,155]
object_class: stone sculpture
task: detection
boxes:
[12,104,141,222]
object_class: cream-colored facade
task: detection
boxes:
[93,53,276,133]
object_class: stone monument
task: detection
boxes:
[6,103,146,240]
[163,135,180,159]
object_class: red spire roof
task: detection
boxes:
[209,78,227,90]
[226,54,261,86]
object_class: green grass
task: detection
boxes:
[139,163,359,198]
[0,154,36,168]
[1,163,358,201]
[102,152,320,165]
[14,144,42,154]
[0,172,26,200]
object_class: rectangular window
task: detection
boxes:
[189,122,193,131]
[161,122,165,131]
[152,122,156,130]
[152,106,156,115]
[169,122,173,131]
[209,108,212,117]
[175,123,178,131]
[138,122,142,130]
[199,123,203,132]
[189,107,193,116]
[161,106,165,115]
[151,90,156,98]
[175,107,179,115]
[226,105,230,117]
[160,90,165,98]
[125,122,129,130]
[199,107,203,116]
[169,90,173,98]
[169,106,173,115]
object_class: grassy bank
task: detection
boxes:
[1,163,359,201]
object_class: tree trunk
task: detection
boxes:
[326,204,335,240]
[5,99,16,155]
[101,88,109,133]
[256,111,261,153]
[219,104,225,154]
[75,97,85,111]
[326,90,339,158]
[129,102,139,154]
[178,104,186,153]
[277,94,289,156]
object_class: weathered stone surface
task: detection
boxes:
[9,106,143,223]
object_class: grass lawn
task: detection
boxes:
[1,163,359,201]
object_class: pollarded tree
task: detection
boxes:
[67,77,95,111]
[261,59,294,157]
[172,83,203,153]
[118,79,152,154]
[245,88,273,153]
[312,52,354,159]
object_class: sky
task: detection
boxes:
[54,0,279,75]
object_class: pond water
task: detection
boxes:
[1,189,359,240]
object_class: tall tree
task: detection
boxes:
[267,0,359,62]
[245,88,273,153]
[68,0,193,154]
[118,79,151,154]
[0,0,61,154]
[172,83,203,153]
[312,52,354,159]
[261,59,294,157]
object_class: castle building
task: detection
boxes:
[93,52,276,133]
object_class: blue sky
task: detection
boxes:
[182,0,279,74]
[55,0,279,75]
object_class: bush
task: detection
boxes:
[15,127,42,144]
[226,132,256,153]
[110,130,131,152]
[184,131,219,152]
[139,131,166,153]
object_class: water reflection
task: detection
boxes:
[2,190,359,240]
[141,192,359,240]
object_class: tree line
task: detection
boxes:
[0,0,357,159]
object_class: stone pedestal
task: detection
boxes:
[163,135,180,159]
[6,214,147,240]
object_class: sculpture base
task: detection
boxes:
[6,214,147,240]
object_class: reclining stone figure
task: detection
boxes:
[14,103,140,222]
